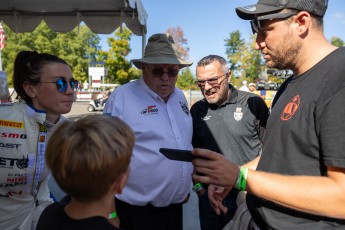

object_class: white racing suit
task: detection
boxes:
[0,100,64,230]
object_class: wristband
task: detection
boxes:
[236,167,248,191]
[108,211,117,219]
[192,183,203,192]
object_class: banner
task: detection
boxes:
[0,23,6,50]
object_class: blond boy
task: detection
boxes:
[37,115,134,229]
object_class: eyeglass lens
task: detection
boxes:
[151,68,179,78]
[196,73,227,88]
[251,20,260,34]
[250,12,297,34]
[56,79,78,92]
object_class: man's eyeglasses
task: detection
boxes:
[195,72,228,88]
[250,12,297,34]
[150,67,179,78]
[40,78,78,92]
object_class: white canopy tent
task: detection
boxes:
[0,0,147,54]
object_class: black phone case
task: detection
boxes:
[159,148,196,162]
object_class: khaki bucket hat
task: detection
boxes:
[131,33,193,69]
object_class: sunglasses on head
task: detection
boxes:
[149,67,179,78]
[250,12,297,34]
[40,78,78,92]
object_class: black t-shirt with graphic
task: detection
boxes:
[247,47,345,229]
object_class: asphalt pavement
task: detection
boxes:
[48,101,201,230]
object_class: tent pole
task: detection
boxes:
[142,33,146,57]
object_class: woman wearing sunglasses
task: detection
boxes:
[0,51,76,230]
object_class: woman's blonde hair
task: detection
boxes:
[46,115,134,202]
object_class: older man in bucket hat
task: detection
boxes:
[191,0,345,229]
[103,33,193,230]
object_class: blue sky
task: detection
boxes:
[100,0,345,74]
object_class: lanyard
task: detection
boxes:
[31,123,47,197]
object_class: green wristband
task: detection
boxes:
[192,183,203,192]
[236,167,249,191]
[108,211,117,219]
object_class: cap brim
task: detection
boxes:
[236,4,284,20]
[131,57,193,69]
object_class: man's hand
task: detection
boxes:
[191,148,240,187]
[208,185,231,215]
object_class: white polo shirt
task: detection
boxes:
[103,77,193,207]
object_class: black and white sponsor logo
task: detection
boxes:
[179,101,189,115]
[0,142,21,149]
[0,155,29,169]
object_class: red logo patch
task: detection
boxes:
[281,95,300,121]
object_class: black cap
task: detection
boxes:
[236,0,328,20]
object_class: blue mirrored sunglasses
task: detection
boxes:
[40,78,78,92]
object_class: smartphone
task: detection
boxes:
[159,148,196,162]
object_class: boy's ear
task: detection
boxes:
[112,168,130,195]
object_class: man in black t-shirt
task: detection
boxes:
[191,55,269,230]
[191,0,345,229]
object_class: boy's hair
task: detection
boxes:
[46,115,134,202]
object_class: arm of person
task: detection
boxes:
[242,156,260,170]
[103,89,123,118]
[207,156,260,214]
[247,95,270,144]
[246,166,345,219]
[192,149,345,219]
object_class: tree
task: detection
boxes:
[165,27,190,59]
[164,26,196,89]
[224,30,245,73]
[224,32,263,85]
[331,36,344,47]
[97,26,140,84]
[238,35,264,82]
[2,22,100,86]
[177,68,198,90]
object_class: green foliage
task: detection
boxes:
[239,35,264,82]
[164,27,196,90]
[176,67,198,90]
[224,32,264,87]
[97,26,139,84]
[330,36,344,47]
[128,68,142,80]
[2,22,100,86]
[224,30,245,72]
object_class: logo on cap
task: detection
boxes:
[242,5,257,12]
